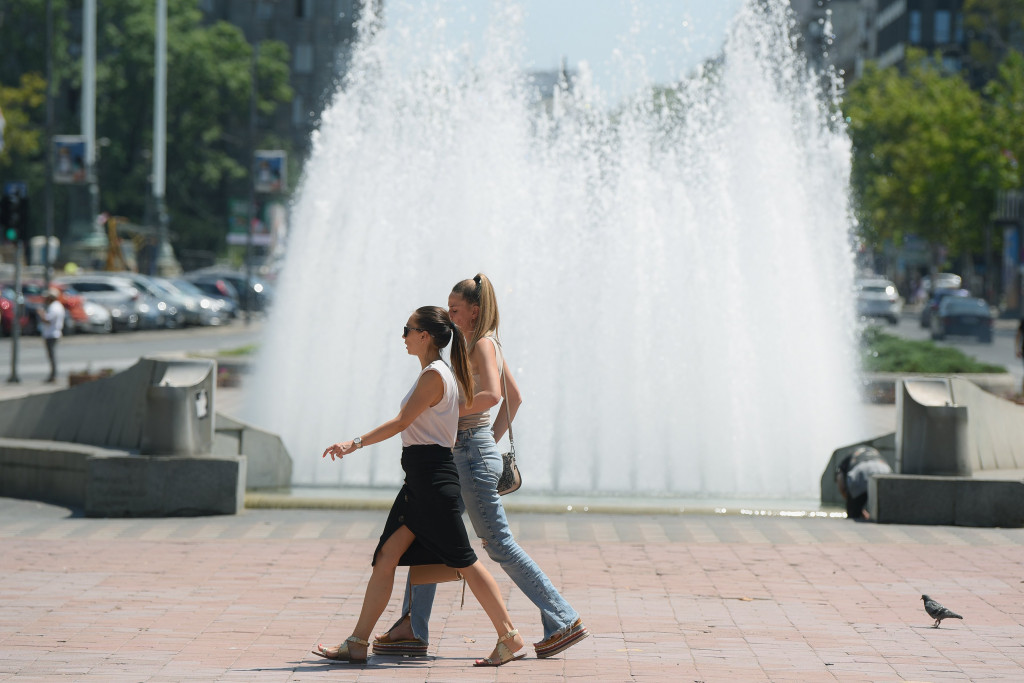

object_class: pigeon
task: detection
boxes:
[921,595,962,628]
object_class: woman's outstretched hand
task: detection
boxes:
[323,441,356,461]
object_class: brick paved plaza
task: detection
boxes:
[2,496,1023,682]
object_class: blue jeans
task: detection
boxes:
[392,425,579,642]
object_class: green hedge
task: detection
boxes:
[861,327,1006,374]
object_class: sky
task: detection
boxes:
[386,0,749,102]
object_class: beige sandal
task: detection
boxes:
[311,635,370,662]
[473,628,525,667]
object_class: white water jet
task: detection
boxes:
[246,0,866,498]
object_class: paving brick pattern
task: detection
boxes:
[2,497,1023,682]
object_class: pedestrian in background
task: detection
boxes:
[37,288,65,383]
[836,446,892,521]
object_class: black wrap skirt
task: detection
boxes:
[372,444,477,569]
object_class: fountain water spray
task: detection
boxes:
[246,0,865,498]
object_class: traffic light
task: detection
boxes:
[0,188,28,242]
[0,193,13,242]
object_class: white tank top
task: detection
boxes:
[401,360,459,447]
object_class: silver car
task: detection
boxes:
[855,278,902,325]
[54,274,144,331]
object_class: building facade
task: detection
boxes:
[199,0,366,154]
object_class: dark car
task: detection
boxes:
[931,297,994,343]
[920,288,969,328]
[185,269,272,313]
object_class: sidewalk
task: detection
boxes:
[2,496,1023,682]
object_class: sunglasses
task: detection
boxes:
[403,325,427,338]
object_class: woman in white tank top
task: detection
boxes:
[312,305,525,667]
[374,275,589,660]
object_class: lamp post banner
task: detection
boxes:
[254,150,286,194]
[53,136,87,184]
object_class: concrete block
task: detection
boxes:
[870,474,958,525]
[84,454,245,517]
[955,479,1024,527]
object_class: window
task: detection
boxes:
[292,95,306,126]
[934,10,951,43]
[909,11,922,44]
[942,55,961,72]
[295,0,312,19]
[954,12,964,43]
[294,44,313,74]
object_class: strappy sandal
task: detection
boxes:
[373,616,428,657]
[311,635,370,663]
[473,628,525,667]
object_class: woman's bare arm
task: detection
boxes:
[491,361,522,443]
[323,369,445,460]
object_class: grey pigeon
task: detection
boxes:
[921,594,962,628]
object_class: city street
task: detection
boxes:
[880,307,1023,392]
[0,321,265,384]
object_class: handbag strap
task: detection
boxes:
[495,337,514,450]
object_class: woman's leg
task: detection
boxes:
[459,560,525,659]
[454,429,579,640]
[321,525,415,658]
[378,575,435,643]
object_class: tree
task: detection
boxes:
[845,50,999,257]
[986,50,1024,190]
[94,0,293,254]
[0,0,293,256]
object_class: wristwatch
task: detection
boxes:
[353,437,362,449]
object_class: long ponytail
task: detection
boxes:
[451,272,500,351]
[413,306,474,409]
[447,321,474,410]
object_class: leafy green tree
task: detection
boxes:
[0,0,293,256]
[986,50,1024,190]
[845,50,999,257]
[94,0,293,254]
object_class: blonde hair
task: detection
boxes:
[451,273,499,352]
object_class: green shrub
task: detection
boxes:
[861,327,1006,374]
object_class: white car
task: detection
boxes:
[855,278,902,325]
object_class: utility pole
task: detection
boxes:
[153,0,169,275]
[83,0,99,232]
[245,1,261,325]
[44,0,55,287]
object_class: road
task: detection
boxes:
[0,320,265,383]
[1,311,1020,391]
[876,305,1023,391]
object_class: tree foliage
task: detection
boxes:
[845,50,1001,255]
[986,50,1024,190]
[0,0,293,255]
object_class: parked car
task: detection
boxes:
[921,272,962,295]
[855,278,902,325]
[113,273,187,329]
[0,287,31,336]
[920,288,969,328]
[77,297,114,334]
[167,278,233,325]
[931,297,994,343]
[54,274,146,331]
[185,269,272,313]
